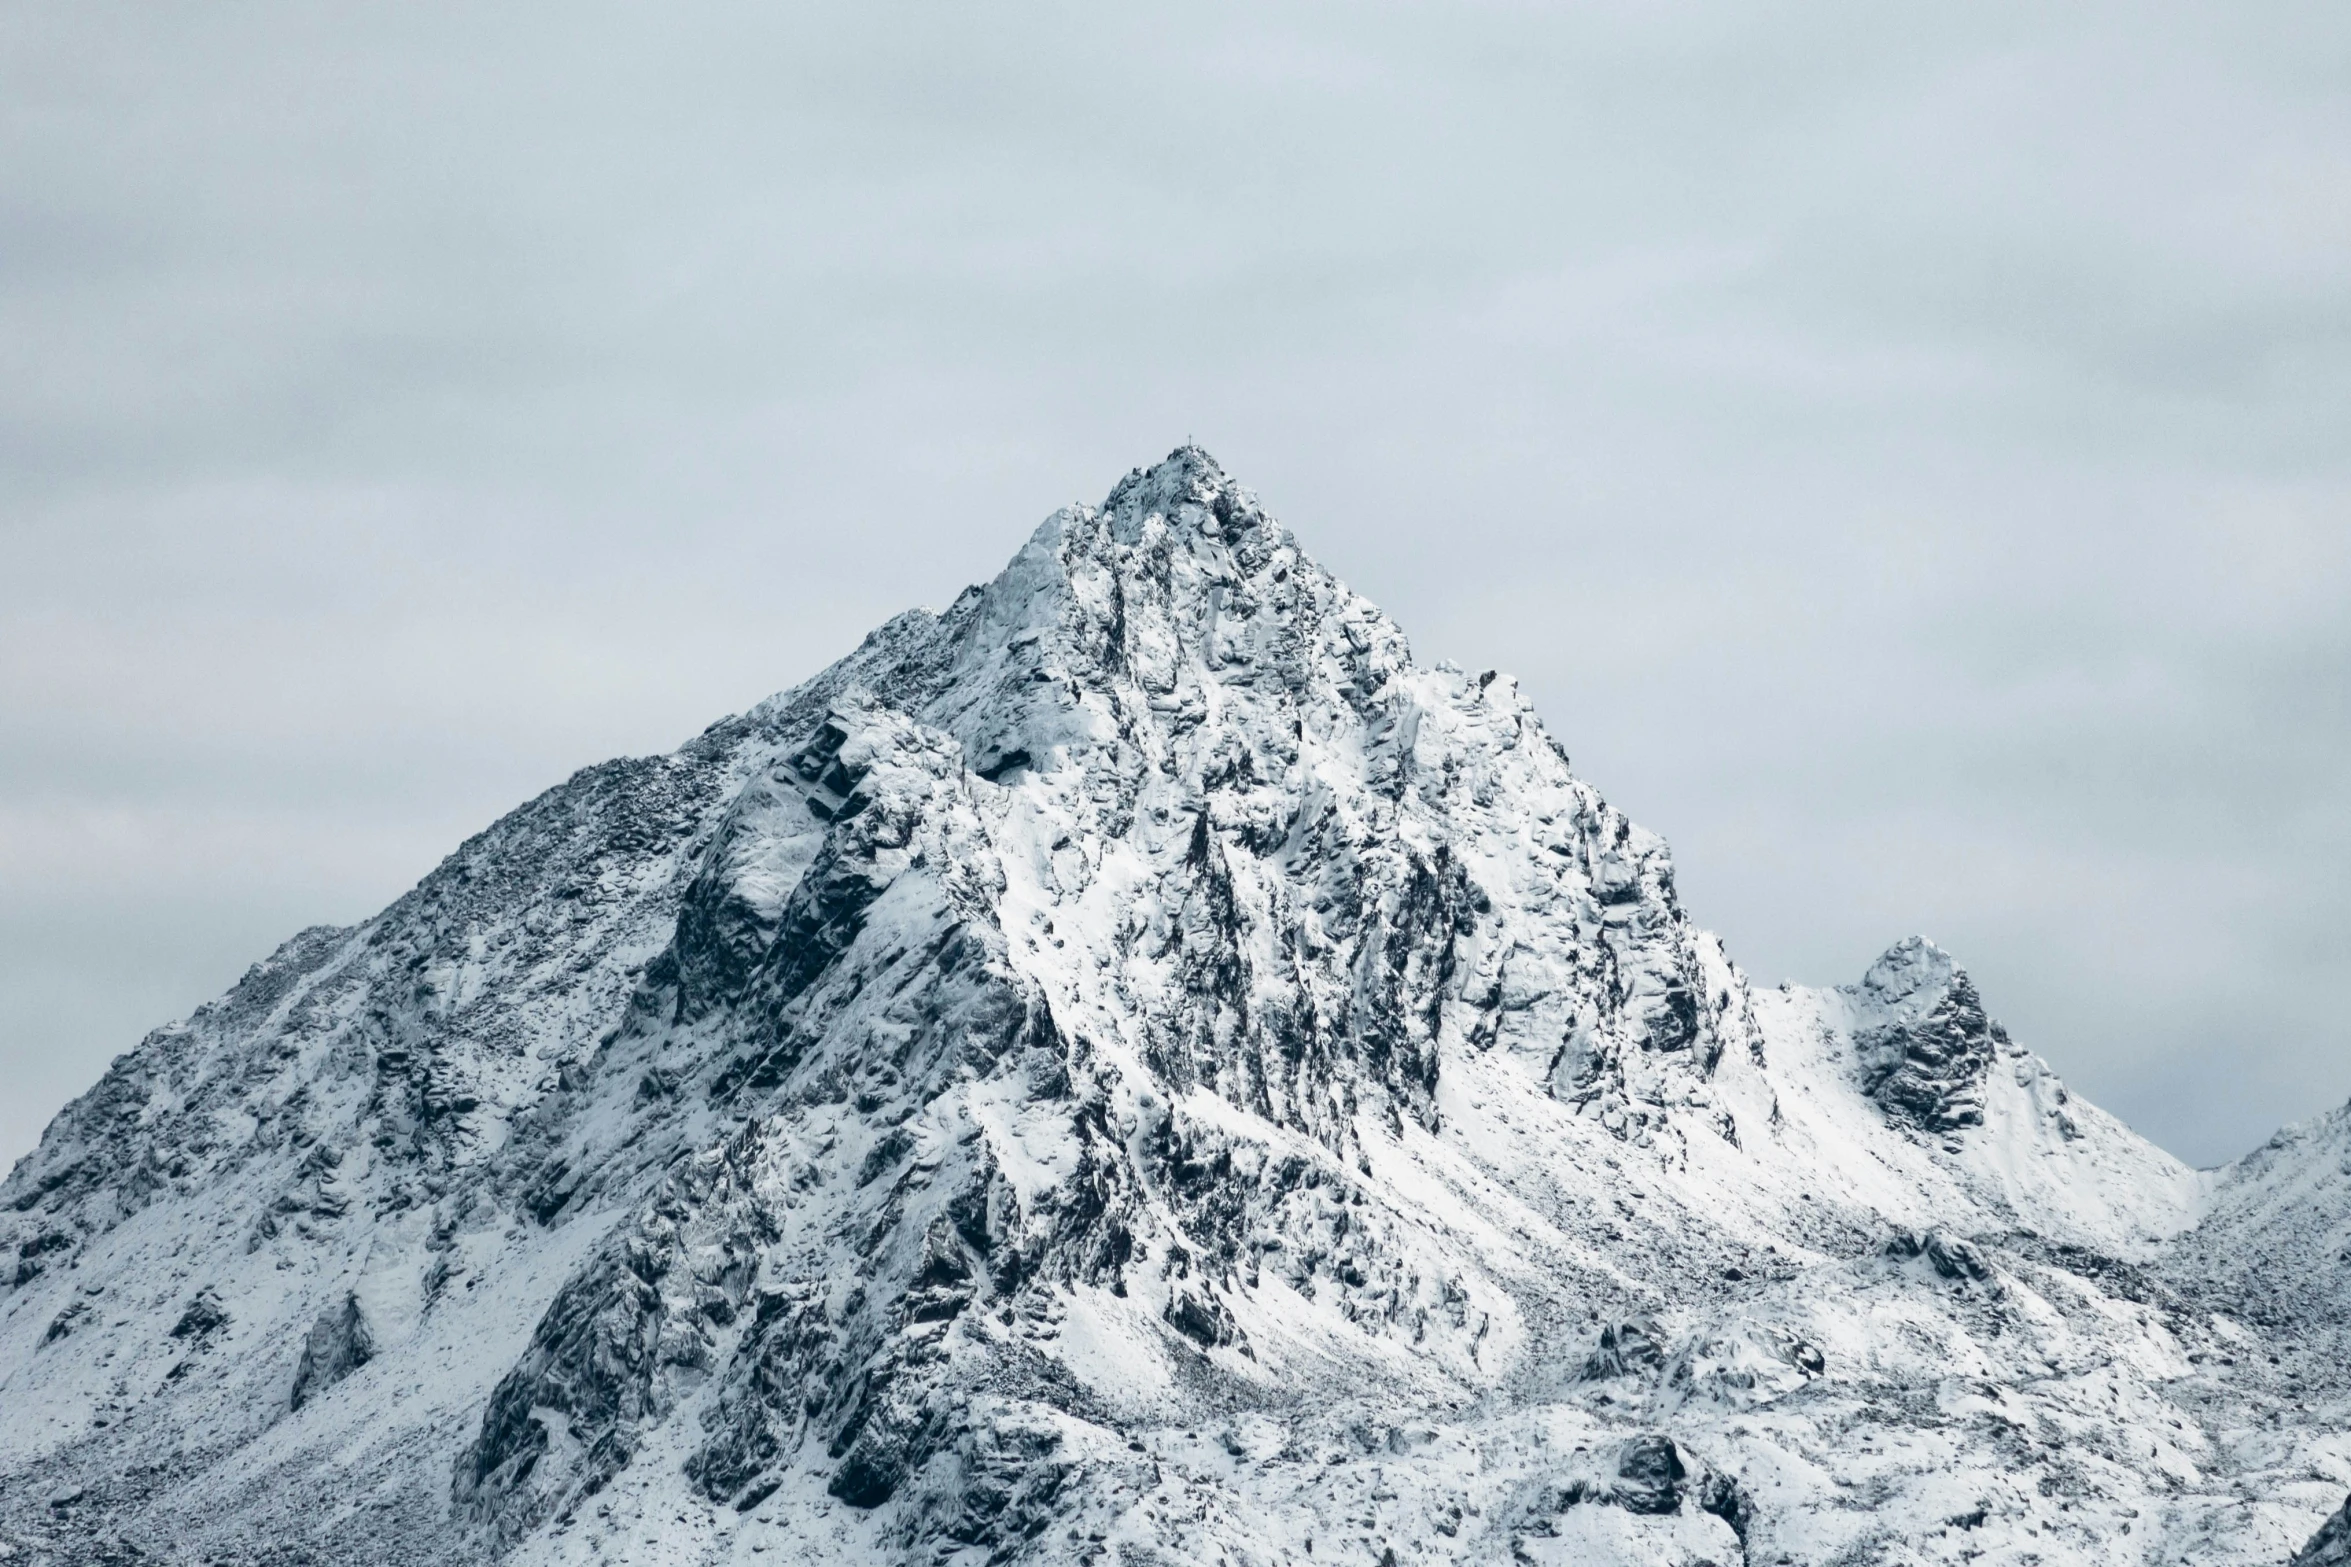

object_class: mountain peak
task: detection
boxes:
[1858,933,1958,1003]
[1103,441,1240,515]
[0,454,2339,1567]
[902,446,1417,800]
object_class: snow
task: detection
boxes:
[2,445,2346,1567]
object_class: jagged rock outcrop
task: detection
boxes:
[289,1292,373,1410]
[1882,1227,1995,1285]
[1,447,2345,1567]
[2296,1495,2351,1566]
[1581,1316,1667,1380]
[1845,935,2005,1133]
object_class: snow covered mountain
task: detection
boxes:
[3,447,2345,1566]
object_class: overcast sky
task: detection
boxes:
[4,0,2345,1170]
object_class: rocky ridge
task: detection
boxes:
[2,448,2346,1567]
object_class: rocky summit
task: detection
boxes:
[3,448,2347,1567]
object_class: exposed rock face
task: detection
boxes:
[167,1291,229,1343]
[1581,1316,1667,1380]
[1611,1434,1686,1514]
[1844,936,2004,1133]
[0,448,2344,1567]
[2296,1495,2351,1566]
[289,1292,373,1410]
[1883,1227,1995,1285]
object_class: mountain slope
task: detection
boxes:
[2,448,2344,1567]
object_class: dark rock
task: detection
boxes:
[524,1160,575,1225]
[461,1162,760,1534]
[1583,1316,1668,1380]
[169,1289,230,1342]
[2295,1493,2351,1566]
[1614,1434,1686,1514]
[1165,1287,1235,1347]
[1884,1229,1993,1285]
[902,1217,977,1323]
[1848,938,2003,1133]
[1698,1470,1752,1550]
[13,1228,72,1286]
[859,1128,916,1188]
[934,1414,1071,1547]
[2012,1235,2168,1307]
[828,1448,899,1509]
[689,1283,836,1508]
[975,748,1033,783]
[289,1292,374,1409]
[1644,980,1701,1054]
[42,1300,89,1345]
[826,1346,941,1510]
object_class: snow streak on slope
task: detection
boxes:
[2,448,2346,1567]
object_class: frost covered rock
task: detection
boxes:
[1,447,2347,1566]
[1581,1316,1667,1380]
[288,1292,373,1410]
[1882,1227,1994,1285]
[2296,1495,2351,1567]
[1845,936,2005,1132]
[1609,1434,1686,1514]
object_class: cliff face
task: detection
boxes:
[2,448,2344,1567]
